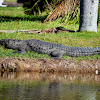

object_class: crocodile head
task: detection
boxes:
[0,39,5,46]
[0,39,10,46]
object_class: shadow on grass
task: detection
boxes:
[0,15,47,22]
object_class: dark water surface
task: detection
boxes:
[0,72,100,100]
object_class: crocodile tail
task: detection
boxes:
[66,47,100,57]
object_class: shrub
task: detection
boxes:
[17,0,57,15]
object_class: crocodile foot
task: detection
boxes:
[13,50,26,54]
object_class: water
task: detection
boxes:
[0,72,100,100]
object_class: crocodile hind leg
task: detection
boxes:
[50,50,63,59]
[13,49,26,54]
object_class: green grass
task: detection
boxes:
[0,7,100,60]
[4,0,17,2]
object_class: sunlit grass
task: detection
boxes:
[0,7,24,16]
[4,0,17,2]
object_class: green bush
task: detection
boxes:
[17,0,57,15]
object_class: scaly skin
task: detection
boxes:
[0,39,100,58]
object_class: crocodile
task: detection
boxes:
[0,39,100,59]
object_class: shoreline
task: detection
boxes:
[0,58,100,74]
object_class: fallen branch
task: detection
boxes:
[0,27,75,34]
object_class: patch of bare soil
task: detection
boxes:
[0,58,100,74]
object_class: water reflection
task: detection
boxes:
[0,72,100,83]
[0,72,100,100]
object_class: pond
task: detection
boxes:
[0,72,100,100]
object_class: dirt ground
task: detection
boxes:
[0,58,100,74]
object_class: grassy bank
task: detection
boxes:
[0,7,100,60]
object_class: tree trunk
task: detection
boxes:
[79,0,99,32]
